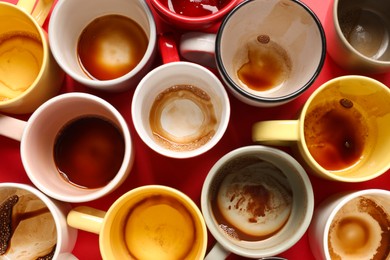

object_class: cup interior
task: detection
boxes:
[335,0,390,62]
[132,62,230,158]
[48,0,156,88]
[216,0,325,104]
[20,93,133,203]
[100,185,207,259]
[301,76,390,181]
[201,146,314,258]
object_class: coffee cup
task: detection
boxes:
[149,0,240,30]
[179,0,326,107]
[0,92,134,202]
[201,145,314,258]
[0,0,64,114]
[0,182,77,259]
[252,75,390,182]
[325,0,390,73]
[131,59,230,158]
[67,185,208,260]
[308,189,390,260]
[48,0,157,92]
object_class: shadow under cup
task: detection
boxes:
[299,76,390,181]
[202,146,314,258]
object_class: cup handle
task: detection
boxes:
[17,0,54,26]
[67,206,106,235]
[204,243,229,260]
[180,32,217,68]
[252,120,299,146]
[158,32,181,64]
[0,115,27,141]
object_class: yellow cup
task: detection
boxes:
[0,0,64,114]
[252,75,390,182]
[67,185,207,259]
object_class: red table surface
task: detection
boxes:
[0,0,389,259]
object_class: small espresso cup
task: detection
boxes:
[201,145,314,258]
[67,185,208,260]
[180,0,326,107]
[308,189,390,260]
[252,75,390,182]
[326,0,390,73]
[0,0,64,114]
[0,182,77,259]
[48,0,157,92]
[149,0,240,30]
[132,61,230,159]
[0,93,134,203]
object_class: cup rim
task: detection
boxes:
[149,0,240,23]
[332,0,390,66]
[48,0,157,91]
[21,92,134,203]
[215,0,326,104]
[201,145,314,258]
[298,75,390,182]
[131,61,231,159]
[0,2,49,107]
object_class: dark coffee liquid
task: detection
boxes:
[77,14,148,80]
[54,116,125,189]
[163,0,230,17]
[237,35,291,91]
[304,99,368,171]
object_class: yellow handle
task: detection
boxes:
[252,120,299,146]
[67,206,106,235]
[17,0,54,26]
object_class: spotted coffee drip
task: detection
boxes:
[0,195,19,255]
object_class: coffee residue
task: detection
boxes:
[0,195,19,255]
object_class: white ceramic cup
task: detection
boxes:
[132,61,230,159]
[201,145,314,258]
[180,0,326,107]
[308,189,390,260]
[0,93,134,203]
[0,182,78,260]
[48,0,157,92]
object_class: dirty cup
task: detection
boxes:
[325,0,390,73]
[0,182,77,259]
[48,0,157,92]
[67,185,208,260]
[252,75,390,182]
[308,189,390,260]
[179,0,326,107]
[201,145,314,258]
[0,92,134,202]
[0,0,64,114]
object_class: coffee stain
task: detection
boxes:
[0,195,19,255]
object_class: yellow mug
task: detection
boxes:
[0,0,64,114]
[252,75,390,182]
[67,185,207,259]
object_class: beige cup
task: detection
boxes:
[252,75,390,182]
[326,0,390,73]
[0,0,64,114]
[67,185,208,260]
[0,182,77,259]
[0,93,134,203]
[48,0,157,92]
[201,145,314,258]
[308,189,390,260]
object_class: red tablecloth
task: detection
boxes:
[0,0,389,259]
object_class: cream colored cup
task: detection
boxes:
[0,0,64,114]
[308,189,390,260]
[0,182,78,260]
[252,75,390,182]
[67,185,208,260]
[0,93,134,203]
[48,0,157,92]
[201,145,314,258]
[326,0,390,73]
